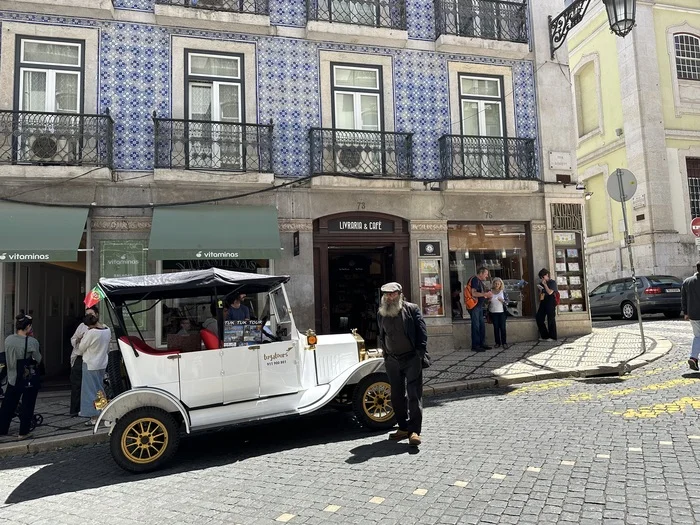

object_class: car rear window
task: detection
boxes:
[647,276,682,285]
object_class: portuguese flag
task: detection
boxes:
[84,286,105,308]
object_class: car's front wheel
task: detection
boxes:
[621,301,638,320]
[352,373,396,431]
[110,407,180,473]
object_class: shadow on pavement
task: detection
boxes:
[346,440,418,464]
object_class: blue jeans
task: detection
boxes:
[690,320,700,359]
[470,305,485,349]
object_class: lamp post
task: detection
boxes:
[549,0,637,59]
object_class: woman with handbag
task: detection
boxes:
[0,314,42,439]
[75,312,111,426]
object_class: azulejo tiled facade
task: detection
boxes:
[0,4,539,176]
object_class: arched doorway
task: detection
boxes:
[313,212,410,347]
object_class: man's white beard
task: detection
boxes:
[379,295,404,318]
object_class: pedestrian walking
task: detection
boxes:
[488,277,509,349]
[75,312,111,426]
[683,262,700,371]
[0,314,42,439]
[68,306,100,417]
[377,282,428,447]
[536,268,558,341]
[464,267,493,351]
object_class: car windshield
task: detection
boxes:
[647,276,681,286]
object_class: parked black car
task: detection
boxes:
[589,275,682,320]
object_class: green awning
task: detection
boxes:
[0,202,88,262]
[148,205,282,260]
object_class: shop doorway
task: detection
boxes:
[314,212,410,349]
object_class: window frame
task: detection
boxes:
[687,157,700,220]
[674,33,700,82]
[14,35,85,114]
[330,63,384,131]
[457,73,506,138]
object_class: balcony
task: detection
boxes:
[434,0,528,55]
[154,0,270,32]
[309,128,413,179]
[0,110,113,168]
[306,0,408,46]
[438,135,536,180]
[154,117,273,175]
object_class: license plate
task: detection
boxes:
[666,288,680,293]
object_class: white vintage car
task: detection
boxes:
[95,268,394,472]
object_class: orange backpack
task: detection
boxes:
[464,277,478,311]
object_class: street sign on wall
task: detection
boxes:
[691,217,700,238]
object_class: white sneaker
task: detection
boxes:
[547,338,556,342]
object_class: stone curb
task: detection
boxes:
[0,336,674,459]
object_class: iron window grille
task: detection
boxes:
[306,0,406,29]
[155,0,269,15]
[435,0,528,43]
[0,110,113,168]
[438,135,536,180]
[674,34,700,81]
[688,158,700,219]
[551,203,583,231]
[153,116,273,172]
[309,128,413,178]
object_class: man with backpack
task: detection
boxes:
[464,267,493,351]
[536,268,558,341]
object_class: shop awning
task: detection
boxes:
[0,202,88,262]
[148,205,282,260]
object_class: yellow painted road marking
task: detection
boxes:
[660,441,673,445]
[324,505,341,513]
[491,473,506,480]
[276,514,296,523]
[564,377,699,404]
[597,454,610,459]
[508,380,570,396]
[454,481,468,487]
[561,460,576,466]
[526,467,541,473]
[690,436,700,440]
[369,497,385,504]
[413,488,428,496]
[629,447,642,452]
[608,397,700,419]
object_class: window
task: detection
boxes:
[574,61,598,138]
[332,65,381,131]
[185,51,244,169]
[584,174,607,236]
[675,34,700,81]
[590,283,609,296]
[688,158,700,219]
[16,37,83,113]
[448,223,532,318]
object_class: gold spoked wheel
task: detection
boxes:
[120,417,169,464]
[362,381,394,422]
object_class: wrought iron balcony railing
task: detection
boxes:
[0,110,113,168]
[438,135,536,180]
[154,116,273,172]
[155,0,269,15]
[435,0,528,43]
[309,128,413,178]
[307,0,406,30]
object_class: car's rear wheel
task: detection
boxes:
[352,373,396,431]
[664,311,681,319]
[110,407,180,473]
[621,301,637,320]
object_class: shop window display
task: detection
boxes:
[448,223,532,319]
[552,232,587,313]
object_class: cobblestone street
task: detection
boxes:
[1,318,698,525]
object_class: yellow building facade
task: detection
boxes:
[568,0,700,287]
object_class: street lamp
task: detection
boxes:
[549,0,637,59]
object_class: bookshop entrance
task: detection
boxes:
[313,212,410,348]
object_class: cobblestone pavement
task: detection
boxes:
[0,318,694,525]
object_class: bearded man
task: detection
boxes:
[377,282,428,447]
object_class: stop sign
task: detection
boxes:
[692,217,700,238]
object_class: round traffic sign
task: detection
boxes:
[607,168,638,203]
[692,217,700,238]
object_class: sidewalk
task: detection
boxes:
[0,327,671,458]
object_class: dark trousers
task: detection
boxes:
[469,305,485,349]
[0,383,39,436]
[0,353,6,394]
[70,356,83,415]
[385,353,423,435]
[536,303,557,340]
[491,312,507,345]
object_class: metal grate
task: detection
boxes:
[438,135,536,180]
[435,0,527,43]
[155,0,269,15]
[309,128,413,178]
[154,117,273,172]
[551,203,583,231]
[307,0,406,29]
[675,34,700,81]
[0,110,113,168]
[688,158,700,219]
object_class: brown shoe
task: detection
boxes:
[389,429,409,441]
[408,432,422,446]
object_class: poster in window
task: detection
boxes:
[566,249,579,258]
[571,304,584,312]
[567,262,580,272]
[554,232,576,244]
[571,289,583,299]
[558,304,571,313]
[557,276,568,286]
[555,262,567,272]
[559,290,569,299]
[555,249,565,259]
[420,259,439,273]
[569,276,581,286]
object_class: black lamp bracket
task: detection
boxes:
[549,0,592,59]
